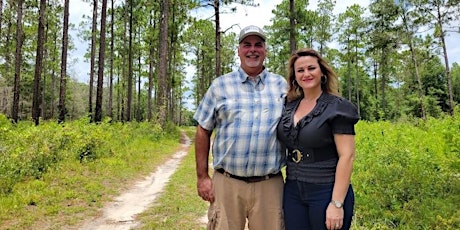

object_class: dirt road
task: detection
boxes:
[78,133,191,230]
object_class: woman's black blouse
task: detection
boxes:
[277,92,359,183]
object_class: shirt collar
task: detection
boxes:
[238,67,267,83]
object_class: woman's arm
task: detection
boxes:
[326,134,355,230]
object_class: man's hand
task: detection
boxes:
[197,176,214,202]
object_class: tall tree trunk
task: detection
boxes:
[169,5,177,124]
[0,0,3,43]
[289,0,296,54]
[354,46,360,117]
[0,21,11,115]
[346,39,352,101]
[120,1,128,122]
[380,50,387,118]
[108,0,114,119]
[214,0,221,78]
[373,60,378,119]
[409,37,426,119]
[41,18,49,119]
[199,48,205,102]
[158,0,169,127]
[58,0,70,123]
[169,53,175,123]
[117,70,121,121]
[94,0,108,123]
[12,0,24,123]
[126,0,133,121]
[401,5,426,119]
[32,0,47,126]
[436,6,454,115]
[147,13,155,121]
[147,49,154,121]
[50,31,58,118]
[89,0,98,120]
[5,22,12,100]
[137,45,141,121]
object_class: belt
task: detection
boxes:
[287,145,337,163]
[215,168,281,183]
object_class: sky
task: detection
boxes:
[68,0,460,84]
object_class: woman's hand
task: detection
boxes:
[325,203,343,230]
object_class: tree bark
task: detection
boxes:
[58,0,70,123]
[435,5,454,115]
[94,0,108,123]
[214,0,221,78]
[0,0,4,42]
[108,0,114,119]
[11,0,24,123]
[89,0,98,120]
[158,0,169,127]
[147,13,155,121]
[126,0,133,121]
[32,0,47,125]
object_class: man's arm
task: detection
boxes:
[195,125,211,179]
[195,125,214,202]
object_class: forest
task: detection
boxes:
[0,0,459,229]
[0,0,459,127]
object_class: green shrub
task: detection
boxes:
[0,118,174,196]
[353,117,460,229]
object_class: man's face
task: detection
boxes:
[238,35,267,70]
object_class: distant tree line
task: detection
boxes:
[0,0,458,126]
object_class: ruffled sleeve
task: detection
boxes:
[327,97,359,135]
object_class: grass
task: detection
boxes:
[0,128,182,230]
[2,120,458,229]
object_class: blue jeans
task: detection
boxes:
[283,179,354,230]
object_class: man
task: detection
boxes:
[193,25,288,230]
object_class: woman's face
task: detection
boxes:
[293,56,322,91]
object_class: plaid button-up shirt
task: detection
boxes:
[194,67,288,177]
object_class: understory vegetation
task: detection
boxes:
[0,115,459,229]
[0,114,181,229]
[352,116,459,229]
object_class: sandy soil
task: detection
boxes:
[78,133,191,230]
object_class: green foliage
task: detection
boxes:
[0,118,171,195]
[352,117,460,229]
[0,119,182,229]
[1,116,459,229]
[138,118,459,229]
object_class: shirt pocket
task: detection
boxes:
[216,98,252,124]
[261,96,285,123]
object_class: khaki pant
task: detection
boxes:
[207,171,285,230]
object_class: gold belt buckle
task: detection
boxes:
[292,149,302,163]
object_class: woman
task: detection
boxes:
[277,48,359,230]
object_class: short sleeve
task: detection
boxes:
[193,84,217,131]
[329,98,359,135]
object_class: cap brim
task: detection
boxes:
[239,32,266,43]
